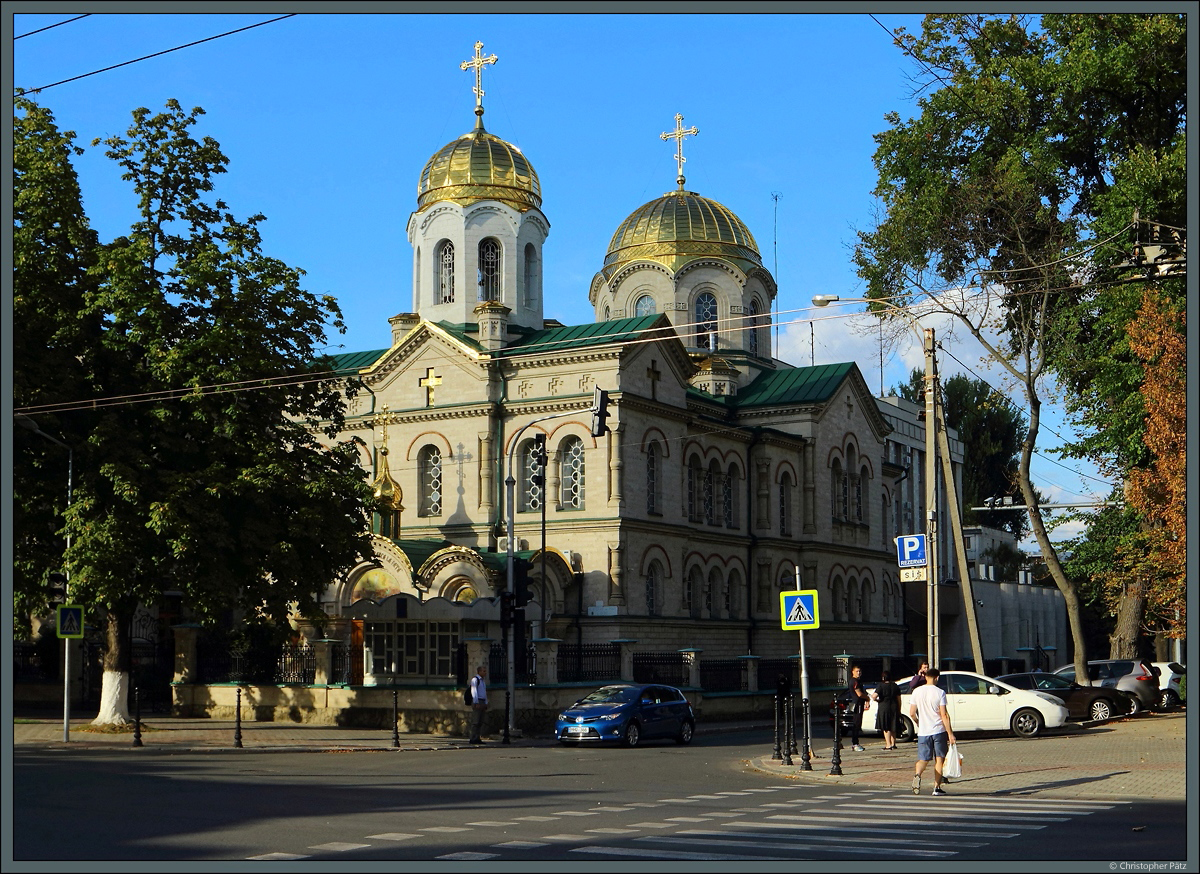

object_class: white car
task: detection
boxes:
[1152,662,1185,708]
[860,670,1071,739]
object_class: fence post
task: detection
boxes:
[739,655,760,692]
[613,639,638,683]
[533,638,561,686]
[463,638,493,681]
[312,639,334,686]
[171,623,201,684]
[679,648,703,689]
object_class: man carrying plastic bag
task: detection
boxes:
[909,668,957,796]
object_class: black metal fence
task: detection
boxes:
[699,658,744,692]
[488,641,537,686]
[632,651,688,686]
[12,641,56,683]
[557,643,620,683]
[330,641,352,685]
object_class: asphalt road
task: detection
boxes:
[9,729,1188,866]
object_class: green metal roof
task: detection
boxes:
[503,314,664,357]
[321,348,389,375]
[734,362,855,407]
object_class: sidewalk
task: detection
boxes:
[751,709,1189,800]
[11,709,1189,800]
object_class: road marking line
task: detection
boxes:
[625,802,666,807]
[514,815,559,821]
[630,822,676,829]
[419,826,472,833]
[730,819,1019,839]
[665,816,713,823]
[307,842,370,852]
[766,814,1031,832]
[554,810,600,816]
[572,845,790,861]
[466,820,519,827]
[365,833,419,841]
[646,834,959,858]
[436,851,498,860]
[247,853,311,860]
[586,827,640,834]
[494,840,550,848]
[540,834,594,842]
[678,828,988,849]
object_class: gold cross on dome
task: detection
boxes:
[419,367,442,407]
[660,113,698,189]
[460,41,498,110]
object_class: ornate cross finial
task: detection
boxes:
[460,40,498,116]
[660,113,698,189]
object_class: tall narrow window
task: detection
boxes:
[687,457,703,521]
[703,462,716,525]
[561,437,585,509]
[635,294,656,317]
[438,242,455,304]
[479,238,501,301]
[418,445,442,517]
[523,243,538,306]
[695,292,717,349]
[646,442,660,514]
[645,562,661,616]
[779,472,793,536]
[747,298,760,357]
[521,439,545,512]
[722,466,736,528]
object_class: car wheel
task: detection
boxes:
[622,721,641,748]
[1089,698,1113,722]
[1127,696,1143,717]
[1011,707,1044,738]
[899,715,916,742]
[1160,690,1179,709]
[675,719,695,745]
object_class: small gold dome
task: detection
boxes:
[603,190,762,276]
[372,447,404,511]
[417,118,542,213]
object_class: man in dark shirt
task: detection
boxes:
[846,664,870,751]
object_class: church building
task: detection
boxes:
[315,43,920,684]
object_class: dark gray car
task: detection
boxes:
[1053,659,1160,715]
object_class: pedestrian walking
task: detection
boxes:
[875,670,901,749]
[468,664,488,744]
[909,660,930,693]
[909,667,955,796]
[846,664,870,751]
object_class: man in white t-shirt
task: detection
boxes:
[468,664,488,744]
[908,668,956,796]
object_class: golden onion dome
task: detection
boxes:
[602,190,762,277]
[416,115,542,213]
[372,447,404,511]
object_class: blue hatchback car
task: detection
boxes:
[556,684,695,747]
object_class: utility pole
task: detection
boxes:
[923,329,939,667]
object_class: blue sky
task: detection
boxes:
[10,9,1115,544]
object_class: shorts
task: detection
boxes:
[917,731,950,762]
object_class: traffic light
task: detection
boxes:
[590,387,610,437]
[47,572,67,605]
[513,556,533,607]
[500,590,516,630]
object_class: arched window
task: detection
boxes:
[438,241,455,304]
[747,298,760,357]
[561,436,585,509]
[779,471,793,536]
[832,576,845,621]
[726,569,741,619]
[687,456,703,521]
[523,243,538,306]
[862,582,872,622]
[417,445,442,517]
[520,438,545,512]
[645,561,661,616]
[694,292,717,349]
[478,238,501,302]
[703,570,715,617]
[646,442,661,514]
[855,465,867,522]
[635,294,656,317]
[882,582,891,622]
[722,465,735,528]
[830,461,843,519]
[604,305,611,321]
[685,568,702,617]
[704,461,717,525]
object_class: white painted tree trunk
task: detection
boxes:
[91,670,131,725]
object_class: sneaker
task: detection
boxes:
[912,775,921,795]
[852,744,865,752]
[932,786,947,796]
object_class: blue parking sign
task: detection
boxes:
[780,590,819,630]
[895,534,927,568]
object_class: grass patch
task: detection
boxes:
[76,723,160,734]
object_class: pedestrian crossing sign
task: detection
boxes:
[779,590,819,630]
[57,605,84,639]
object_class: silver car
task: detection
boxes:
[1053,659,1160,715]
[1152,662,1185,708]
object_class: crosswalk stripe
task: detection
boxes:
[644,834,959,858]
[246,853,311,860]
[768,812,1047,829]
[826,803,1069,822]
[365,833,419,841]
[572,845,791,861]
[436,851,498,860]
[751,816,1022,836]
[676,827,989,849]
[307,842,370,852]
[494,840,550,848]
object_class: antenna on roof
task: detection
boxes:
[772,192,781,354]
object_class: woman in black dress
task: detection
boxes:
[875,670,901,749]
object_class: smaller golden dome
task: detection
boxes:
[603,190,762,277]
[417,117,542,213]
[372,447,404,511]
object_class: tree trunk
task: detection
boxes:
[1018,388,1089,682]
[91,606,132,725]
[1109,579,1145,659]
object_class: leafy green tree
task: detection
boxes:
[891,369,1033,540]
[854,13,1184,677]
[14,98,375,722]
[13,96,101,634]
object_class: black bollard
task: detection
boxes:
[786,691,798,759]
[392,689,400,749]
[829,698,843,775]
[799,697,812,770]
[771,691,782,760]
[781,692,793,766]
[234,687,244,748]
[132,685,143,748]
[502,690,511,745]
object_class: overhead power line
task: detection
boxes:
[14,14,91,39]
[15,14,297,95]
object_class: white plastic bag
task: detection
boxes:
[943,742,963,778]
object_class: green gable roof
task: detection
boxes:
[734,362,855,407]
[321,348,390,375]
[503,314,664,357]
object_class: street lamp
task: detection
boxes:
[16,414,75,742]
[812,295,940,666]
